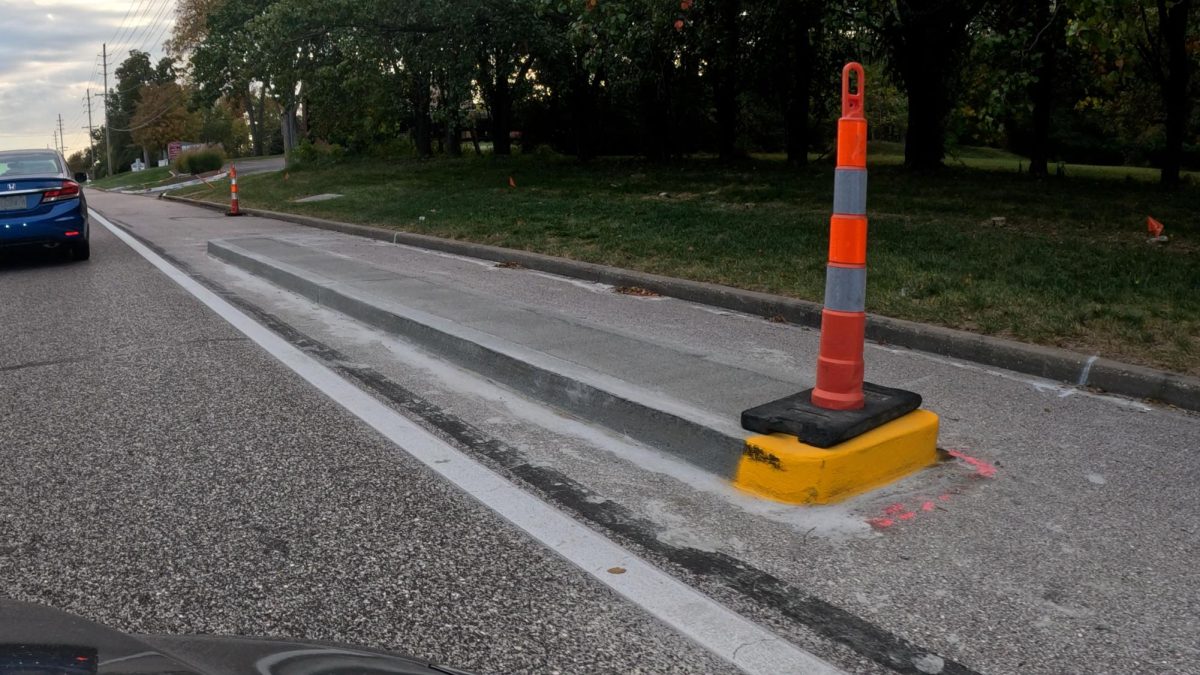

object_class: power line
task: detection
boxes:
[107,0,144,56]
[113,0,156,56]
[109,96,182,132]
[138,6,177,55]
[127,0,174,55]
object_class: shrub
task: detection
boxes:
[173,147,226,174]
[288,140,346,169]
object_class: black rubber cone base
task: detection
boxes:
[741,382,922,449]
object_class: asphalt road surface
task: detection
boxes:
[0,224,739,673]
[230,155,286,176]
[5,193,1200,675]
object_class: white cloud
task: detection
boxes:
[0,0,176,153]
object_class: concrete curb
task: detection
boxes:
[208,238,746,478]
[169,194,1200,412]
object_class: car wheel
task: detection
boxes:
[69,240,90,261]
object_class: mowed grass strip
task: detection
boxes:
[176,152,1200,375]
[89,166,174,190]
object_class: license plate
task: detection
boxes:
[0,195,26,211]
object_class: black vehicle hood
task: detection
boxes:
[0,599,471,674]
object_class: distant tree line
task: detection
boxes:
[73,0,1199,187]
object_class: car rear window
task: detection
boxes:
[0,154,62,177]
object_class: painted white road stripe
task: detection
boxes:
[93,210,844,675]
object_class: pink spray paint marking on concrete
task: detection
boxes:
[946,449,997,478]
[868,449,998,532]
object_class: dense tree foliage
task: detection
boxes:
[109,0,1198,185]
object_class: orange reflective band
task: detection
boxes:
[828,215,867,265]
[837,119,867,168]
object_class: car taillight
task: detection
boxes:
[42,180,81,203]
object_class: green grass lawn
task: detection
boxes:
[89,166,175,190]
[174,150,1200,376]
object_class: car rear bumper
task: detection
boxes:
[0,200,87,247]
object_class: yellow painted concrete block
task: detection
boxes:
[736,409,939,505]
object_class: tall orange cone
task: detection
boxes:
[226,164,242,217]
[738,62,938,505]
[812,63,868,410]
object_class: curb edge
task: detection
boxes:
[163,194,1200,412]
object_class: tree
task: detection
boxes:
[868,0,992,170]
[166,0,228,56]
[131,82,200,159]
[707,0,743,160]
[106,50,161,169]
[188,0,279,156]
[461,0,546,156]
[746,0,833,165]
[1073,0,1196,186]
[199,98,251,156]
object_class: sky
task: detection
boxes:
[0,0,176,154]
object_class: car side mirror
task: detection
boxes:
[73,172,89,183]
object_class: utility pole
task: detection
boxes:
[102,43,113,178]
[57,113,66,157]
[85,89,97,179]
[53,128,60,155]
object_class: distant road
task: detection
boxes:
[228,154,285,176]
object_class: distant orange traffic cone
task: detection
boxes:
[226,165,242,216]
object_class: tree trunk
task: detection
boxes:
[1158,0,1192,187]
[903,70,950,170]
[245,90,263,157]
[280,103,299,156]
[490,75,512,156]
[715,0,741,161]
[412,73,433,158]
[1027,0,1061,176]
[569,65,601,161]
[782,3,814,165]
[446,120,462,157]
[890,0,979,170]
[256,90,268,156]
[641,60,675,161]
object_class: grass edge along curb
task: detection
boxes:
[164,193,1200,412]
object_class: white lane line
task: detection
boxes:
[93,210,843,675]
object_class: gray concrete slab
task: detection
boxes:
[218,233,804,422]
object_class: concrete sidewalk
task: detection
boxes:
[89,190,1200,675]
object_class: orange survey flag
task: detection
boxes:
[1147,216,1165,237]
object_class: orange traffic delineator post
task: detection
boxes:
[814,62,869,410]
[225,164,242,217]
[736,63,939,505]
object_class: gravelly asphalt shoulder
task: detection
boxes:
[0,225,738,673]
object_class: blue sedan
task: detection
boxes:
[0,149,90,260]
